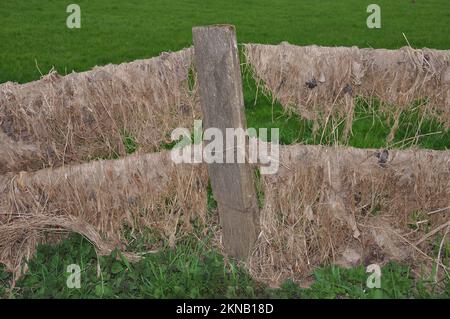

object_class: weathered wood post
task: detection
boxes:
[192,25,260,258]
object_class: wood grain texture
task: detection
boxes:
[193,25,260,258]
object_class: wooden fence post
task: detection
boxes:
[192,25,260,258]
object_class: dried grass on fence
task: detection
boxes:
[0,150,208,280]
[0,48,199,174]
[1,43,449,287]
[0,132,40,174]
[249,144,450,286]
[1,143,449,286]
[245,43,450,141]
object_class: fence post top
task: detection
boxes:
[192,24,236,33]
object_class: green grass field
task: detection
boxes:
[0,0,449,298]
[1,0,450,84]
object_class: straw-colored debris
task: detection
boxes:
[245,43,450,141]
[0,141,449,286]
[0,131,40,174]
[0,150,208,280]
[1,44,449,287]
[0,48,200,174]
[250,144,450,286]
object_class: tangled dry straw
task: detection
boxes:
[1,141,448,286]
[0,150,208,279]
[0,48,207,281]
[244,43,450,141]
[250,144,450,286]
[1,44,449,287]
[0,48,199,174]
